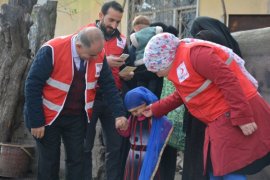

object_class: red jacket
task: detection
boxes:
[43,34,105,125]
[152,45,270,176]
[167,41,257,124]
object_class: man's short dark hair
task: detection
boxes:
[101,1,123,15]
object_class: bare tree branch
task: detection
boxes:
[221,0,227,24]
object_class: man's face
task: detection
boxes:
[99,7,123,35]
[77,40,104,61]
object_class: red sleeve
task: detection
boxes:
[151,91,183,117]
[190,46,254,126]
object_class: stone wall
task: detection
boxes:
[232,27,270,103]
[233,27,270,180]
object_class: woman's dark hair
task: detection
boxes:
[150,22,179,37]
[165,26,179,37]
[101,1,123,15]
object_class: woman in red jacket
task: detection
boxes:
[182,16,258,180]
[142,33,270,180]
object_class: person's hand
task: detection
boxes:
[115,116,128,130]
[107,55,126,67]
[142,105,153,117]
[31,126,45,139]
[239,122,257,136]
[119,71,134,81]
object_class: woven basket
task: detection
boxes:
[0,143,34,178]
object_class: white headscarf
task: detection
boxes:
[143,33,180,72]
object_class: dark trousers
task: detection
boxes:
[84,98,123,180]
[182,109,209,180]
[159,145,178,180]
[35,114,86,180]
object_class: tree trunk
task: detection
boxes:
[29,0,57,55]
[0,0,57,143]
[0,0,37,143]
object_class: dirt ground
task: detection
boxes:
[2,163,269,180]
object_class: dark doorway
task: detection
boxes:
[228,14,270,32]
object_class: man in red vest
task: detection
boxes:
[24,27,128,180]
[83,1,134,180]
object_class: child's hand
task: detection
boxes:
[239,122,257,136]
[115,117,129,130]
[142,105,153,117]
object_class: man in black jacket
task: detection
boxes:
[83,1,134,180]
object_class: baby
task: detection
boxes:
[129,16,163,98]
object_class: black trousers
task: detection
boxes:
[84,98,123,180]
[182,108,209,180]
[36,114,86,180]
[159,145,178,180]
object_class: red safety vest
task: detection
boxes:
[42,34,105,125]
[168,41,257,123]
[81,23,127,89]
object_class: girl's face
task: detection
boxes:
[128,103,147,117]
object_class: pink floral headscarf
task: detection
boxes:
[143,33,180,72]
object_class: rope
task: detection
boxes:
[0,143,34,160]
